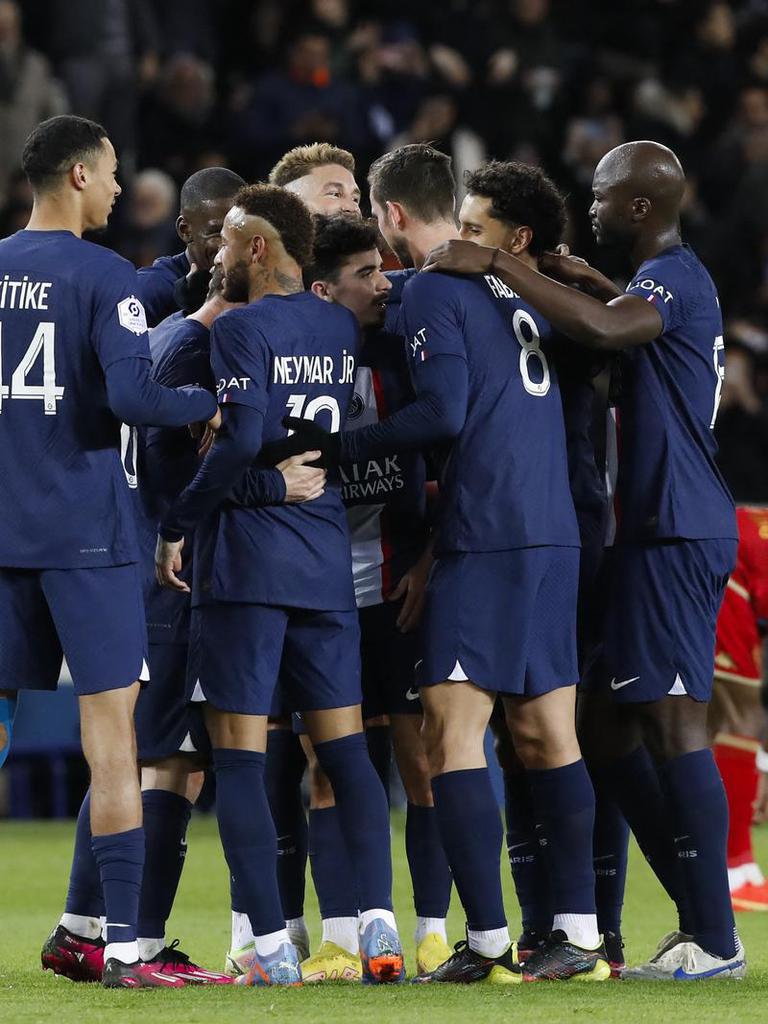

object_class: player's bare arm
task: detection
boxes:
[422,239,663,350]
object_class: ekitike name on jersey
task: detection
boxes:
[272,350,355,386]
[341,455,405,500]
[0,275,52,310]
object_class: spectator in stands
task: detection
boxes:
[139,54,225,185]
[229,25,370,179]
[118,168,179,268]
[716,342,768,504]
[0,0,67,206]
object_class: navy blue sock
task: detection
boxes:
[265,728,308,920]
[503,771,553,935]
[314,733,393,911]
[608,746,695,933]
[308,806,358,918]
[405,803,452,918]
[366,725,392,805]
[527,760,596,915]
[431,768,506,931]
[137,790,192,939]
[590,775,629,938]
[213,749,284,936]
[65,789,104,919]
[92,827,145,946]
[660,750,737,959]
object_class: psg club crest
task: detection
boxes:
[346,392,365,420]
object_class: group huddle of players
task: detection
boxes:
[0,111,761,989]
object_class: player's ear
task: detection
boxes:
[631,197,651,222]
[386,200,406,230]
[251,234,267,264]
[176,215,192,245]
[71,161,88,192]
[310,280,333,302]
[508,225,533,256]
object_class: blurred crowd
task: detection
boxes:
[2,0,768,496]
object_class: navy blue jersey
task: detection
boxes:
[196,292,359,610]
[134,311,214,643]
[401,271,579,553]
[384,268,416,335]
[0,230,151,569]
[136,251,189,327]
[342,327,428,607]
[615,244,736,543]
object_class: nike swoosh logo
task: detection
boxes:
[414,659,423,670]
[673,961,744,980]
[508,842,529,851]
[610,676,640,690]
[593,854,615,862]
[405,688,420,701]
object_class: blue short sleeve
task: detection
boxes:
[90,259,152,370]
[211,310,270,415]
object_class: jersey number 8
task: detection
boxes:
[0,321,65,414]
[513,309,550,397]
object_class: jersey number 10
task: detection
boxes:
[0,321,65,414]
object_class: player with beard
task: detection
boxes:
[156,185,404,986]
[425,141,745,981]
[235,215,452,981]
[269,142,361,217]
[137,167,245,326]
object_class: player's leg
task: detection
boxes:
[611,540,745,981]
[132,639,229,983]
[264,720,309,955]
[304,703,404,983]
[490,708,553,959]
[298,729,361,982]
[198,601,301,987]
[391,711,453,973]
[288,606,403,983]
[711,677,768,909]
[503,685,609,982]
[416,679,519,983]
[40,564,183,988]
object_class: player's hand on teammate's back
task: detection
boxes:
[422,238,498,276]
[155,535,189,592]
[538,247,622,302]
[277,451,327,503]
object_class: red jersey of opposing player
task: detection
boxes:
[714,506,768,686]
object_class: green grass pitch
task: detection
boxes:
[1,812,766,1023]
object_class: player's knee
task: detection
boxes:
[396,746,433,804]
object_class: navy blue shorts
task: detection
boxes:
[135,643,210,762]
[293,599,421,734]
[417,547,579,696]
[600,539,736,704]
[360,599,421,718]
[0,565,148,696]
[188,602,361,716]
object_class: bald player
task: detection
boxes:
[424,141,744,981]
[269,142,361,218]
[137,167,246,326]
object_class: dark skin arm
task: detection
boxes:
[422,240,663,350]
[539,249,624,302]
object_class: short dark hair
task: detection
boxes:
[305,215,380,286]
[464,161,567,255]
[232,183,315,268]
[22,115,109,193]
[180,167,245,212]
[368,144,455,223]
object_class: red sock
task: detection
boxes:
[713,736,759,869]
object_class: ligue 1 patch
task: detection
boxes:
[117,295,148,335]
